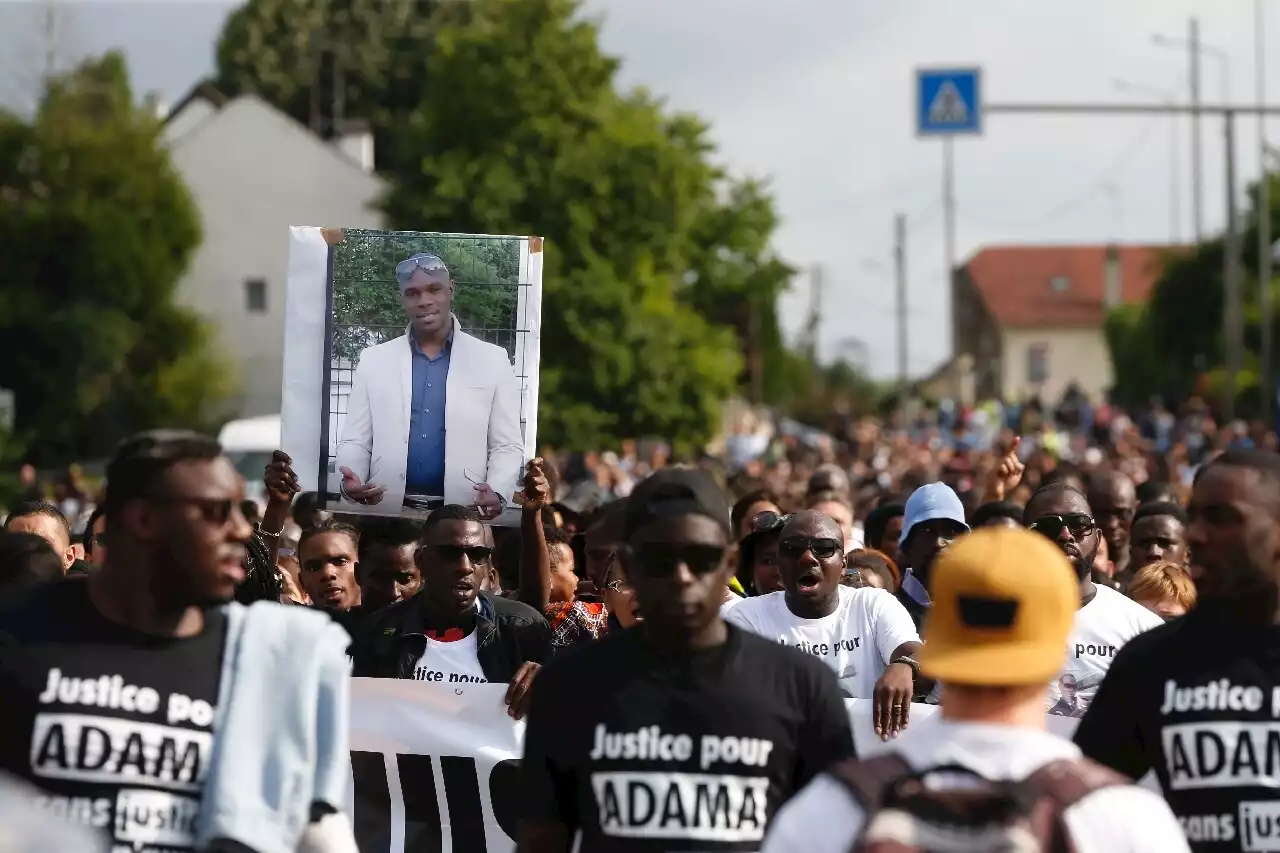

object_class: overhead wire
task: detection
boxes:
[961,113,1166,231]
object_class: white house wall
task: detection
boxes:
[166,95,385,418]
[999,327,1114,404]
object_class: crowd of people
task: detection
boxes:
[0,396,1275,852]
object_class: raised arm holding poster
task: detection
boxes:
[281,228,544,526]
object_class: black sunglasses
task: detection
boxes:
[146,495,238,525]
[630,543,726,577]
[779,536,842,560]
[1029,513,1096,540]
[433,544,493,563]
[750,511,788,531]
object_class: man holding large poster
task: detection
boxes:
[336,252,524,518]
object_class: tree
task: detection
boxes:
[215,0,805,448]
[1105,173,1280,414]
[214,0,439,172]
[378,0,752,449]
[0,52,234,463]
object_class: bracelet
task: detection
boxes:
[256,524,283,539]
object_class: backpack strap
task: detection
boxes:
[824,753,914,814]
[1023,757,1130,808]
[1019,757,1131,853]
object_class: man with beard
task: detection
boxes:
[1023,483,1161,717]
[517,470,854,853]
[894,483,969,630]
[350,505,549,718]
[726,511,923,738]
[0,431,356,852]
[1076,450,1280,852]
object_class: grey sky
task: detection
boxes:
[2,0,1274,377]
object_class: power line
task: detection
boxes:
[962,114,1165,230]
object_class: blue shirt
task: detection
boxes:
[406,332,451,495]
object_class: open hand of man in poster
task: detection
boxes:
[339,466,386,505]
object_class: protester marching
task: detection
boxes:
[0,388,1275,852]
[6,0,1280,850]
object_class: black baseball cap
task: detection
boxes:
[624,468,731,541]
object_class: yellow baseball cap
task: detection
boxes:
[917,527,1076,686]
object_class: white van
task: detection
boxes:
[217,414,280,504]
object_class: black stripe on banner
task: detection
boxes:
[440,756,486,852]
[351,751,391,853]
[399,753,444,853]
[487,759,521,842]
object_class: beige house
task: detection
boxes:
[949,243,1175,404]
[161,83,386,418]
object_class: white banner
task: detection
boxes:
[346,678,1152,853]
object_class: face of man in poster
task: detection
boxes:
[397,254,454,341]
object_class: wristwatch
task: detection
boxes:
[890,655,921,679]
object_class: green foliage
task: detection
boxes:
[214,0,440,171]
[329,230,520,361]
[1105,173,1280,414]
[376,0,750,449]
[1103,303,1175,407]
[0,52,235,464]
[215,0,818,448]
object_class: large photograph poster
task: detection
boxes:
[281,227,544,525]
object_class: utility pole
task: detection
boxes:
[1259,0,1274,423]
[1225,110,1243,422]
[943,137,957,350]
[1190,17,1204,242]
[805,265,823,365]
[895,213,908,387]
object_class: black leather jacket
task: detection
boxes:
[350,591,551,682]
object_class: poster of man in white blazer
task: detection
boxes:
[336,252,525,518]
[278,227,543,526]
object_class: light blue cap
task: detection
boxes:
[899,482,969,547]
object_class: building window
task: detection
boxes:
[1050,275,1069,293]
[245,278,267,313]
[1027,343,1049,384]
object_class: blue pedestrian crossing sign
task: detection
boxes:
[916,68,982,136]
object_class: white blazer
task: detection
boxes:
[335,315,524,511]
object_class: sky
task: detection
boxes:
[1,0,1276,379]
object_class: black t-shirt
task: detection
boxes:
[520,623,855,852]
[0,580,226,853]
[1074,602,1280,852]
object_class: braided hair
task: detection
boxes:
[235,528,284,604]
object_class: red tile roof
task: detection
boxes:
[963,244,1179,328]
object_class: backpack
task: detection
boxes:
[826,752,1129,853]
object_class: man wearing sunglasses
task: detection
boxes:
[350,504,550,718]
[1022,483,1161,718]
[726,511,924,739]
[518,469,853,853]
[0,430,358,852]
[335,252,524,521]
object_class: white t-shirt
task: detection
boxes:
[410,631,489,685]
[1047,583,1162,716]
[723,585,919,699]
[762,717,1189,853]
